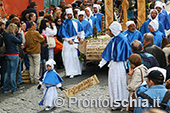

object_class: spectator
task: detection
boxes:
[48,4,56,15]
[162,35,170,65]
[143,33,167,68]
[0,21,6,88]
[5,14,17,28]
[131,40,159,69]
[25,13,37,31]
[165,52,170,81]
[58,0,65,9]
[3,23,22,94]
[82,0,88,6]
[37,11,45,29]
[54,17,64,69]
[25,22,45,83]
[21,2,38,22]
[134,70,170,113]
[127,54,148,113]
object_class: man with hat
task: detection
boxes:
[134,70,170,113]
[78,11,92,38]
[58,8,84,79]
[122,21,143,45]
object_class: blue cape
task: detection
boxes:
[158,12,170,30]
[40,70,63,85]
[122,29,143,45]
[58,18,83,38]
[152,31,164,47]
[140,19,166,37]
[94,13,104,32]
[101,33,132,62]
[80,19,93,38]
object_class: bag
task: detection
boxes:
[139,91,170,113]
[53,36,63,55]
[46,36,56,49]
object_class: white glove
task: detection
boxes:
[98,58,107,68]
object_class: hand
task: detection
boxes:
[68,40,74,45]
[79,38,84,44]
[51,23,55,26]
[18,28,22,33]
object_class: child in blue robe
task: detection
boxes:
[38,59,63,111]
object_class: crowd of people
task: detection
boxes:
[0,0,170,112]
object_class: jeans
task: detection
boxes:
[24,54,29,70]
[3,55,19,92]
[0,56,7,87]
[17,59,23,84]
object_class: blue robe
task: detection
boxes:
[101,33,132,62]
[58,18,83,38]
[39,70,63,85]
[158,12,170,30]
[152,31,164,47]
[80,19,93,38]
[87,16,100,32]
[122,29,143,45]
[94,13,104,32]
[140,19,166,37]
[162,9,168,16]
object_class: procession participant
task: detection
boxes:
[38,59,63,111]
[93,4,104,33]
[78,11,92,38]
[155,1,170,30]
[140,9,166,37]
[122,21,143,45]
[148,20,164,47]
[58,8,84,78]
[98,21,132,111]
[84,7,100,32]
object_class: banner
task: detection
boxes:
[64,75,100,98]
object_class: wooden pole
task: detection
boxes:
[137,0,146,29]
[104,0,114,29]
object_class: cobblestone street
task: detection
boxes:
[0,65,128,113]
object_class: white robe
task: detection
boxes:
[62,39,82,76]
[108,61,128,102]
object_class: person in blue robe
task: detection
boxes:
[58,8,84,79]
[149,20,164,47]
[122,21,143,45]
[84,7,100,32]
[93,4,104,32]
[98,21,132,111]
[78,11,92,38]
[38,59,63,111]
[140,9,166,37]
[155,2,170,30]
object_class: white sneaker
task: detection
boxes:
[45,106,52,111]
[69,75,74,79]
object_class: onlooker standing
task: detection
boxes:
[0,21,5,88]
[37,11,45,29]
[3,23,22,93]
[25,13,37,31]
[58,0,65,10]
[143,33,167,68]
[25,22,45,83]
[127,54,148,113]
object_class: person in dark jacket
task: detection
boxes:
[3,23,22,94]
[54,17,64,69]
[21,2,38,22]
[165,52,170,81]
[143,33,167,68]
[0,21,6,88]
[131,40,160,69]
